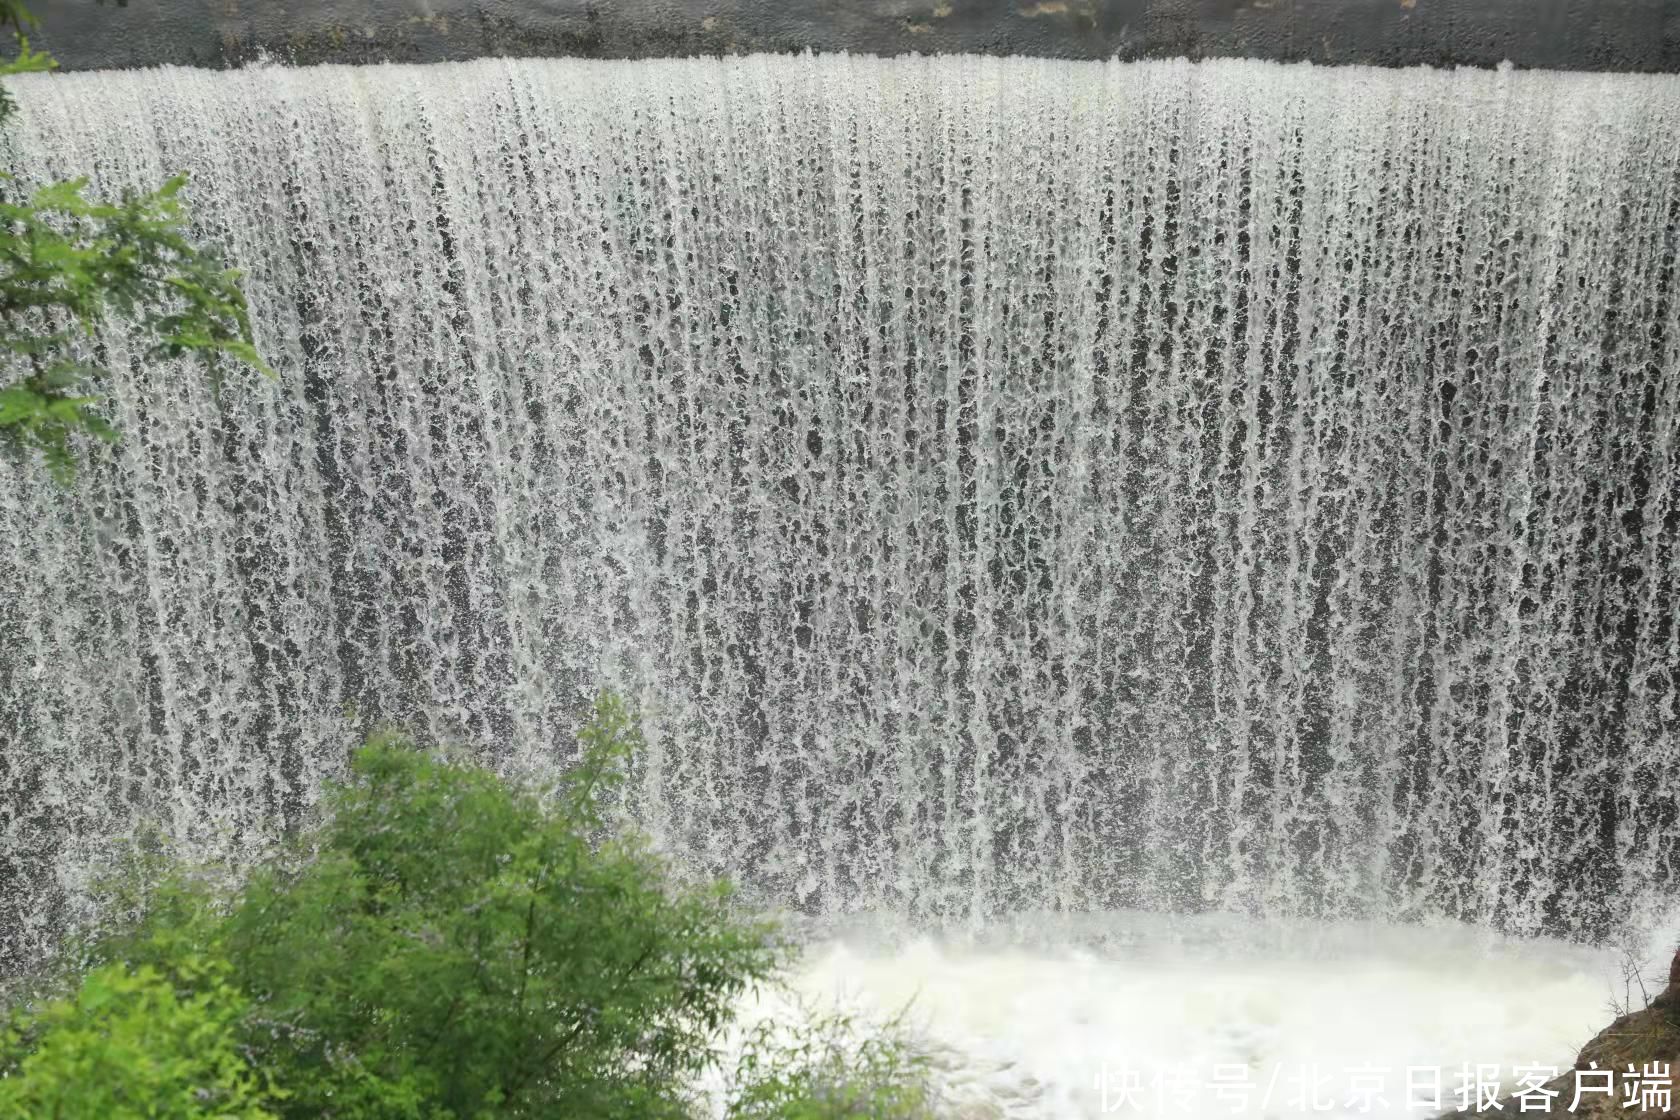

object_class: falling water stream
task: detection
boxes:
[2,55,1678,1111]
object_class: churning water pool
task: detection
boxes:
[712,912,1665,1119]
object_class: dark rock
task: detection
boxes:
[28,0,1680,75]
[1440,947,1680,1119]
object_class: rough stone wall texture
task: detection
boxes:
[29,0,1680,72]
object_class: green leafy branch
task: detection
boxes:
[0,0,270,483]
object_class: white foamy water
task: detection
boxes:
[2,55,1678,964]
[719,917,1630,1119]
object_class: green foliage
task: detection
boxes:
[0,956,281,1119]
[0,0,55,119]
[0,0,269,482]
[12,692,930,1118]
[99,692,789,1119]
[723,1009,937,1120]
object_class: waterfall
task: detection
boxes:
[3,56,1678,966]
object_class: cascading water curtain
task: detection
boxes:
[2,56,1677,965]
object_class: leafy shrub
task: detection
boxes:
[0,955,279,1119]
[96,693,788,1119]
[7,693,939,1119]
[0,0,269,481]
[723,1008,936,1120]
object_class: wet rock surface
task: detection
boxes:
[31,0,1680,74]
[1443,947,1680,1119]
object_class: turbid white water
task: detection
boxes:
[714,917,1640,1119]
[2,56,1679,965]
